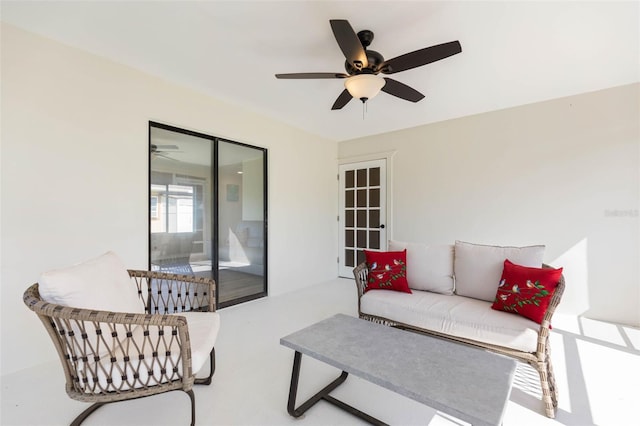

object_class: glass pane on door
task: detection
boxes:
[150,127,212,278]
[217,140,267,306]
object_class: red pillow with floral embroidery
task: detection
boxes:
[364,250,411,294]
[491,259,563,324]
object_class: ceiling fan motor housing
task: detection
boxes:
[345,48,384,74]
[344,29,384,74]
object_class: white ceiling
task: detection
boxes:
[2,1,638,142]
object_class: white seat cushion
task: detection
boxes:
[454,241,545,302]
[181,311,221,373]
[360,289,540,353]
[389,241,454,294]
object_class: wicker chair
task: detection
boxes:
[353,262,565,419]
[23,255,219,426]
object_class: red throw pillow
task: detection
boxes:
[364,250,411,294]
[491,259,563,324]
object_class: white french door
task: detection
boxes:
[338,159,387,277]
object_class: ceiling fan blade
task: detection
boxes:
[381,78,425,102]
[379,41,462,74]
[331,89,353,110]
[330,19,368,70]
[275,72,349,79]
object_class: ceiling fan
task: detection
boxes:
[275,19,462,110]
[150,144,181,161]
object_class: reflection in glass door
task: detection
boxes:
[149,123,267,308]
[150,127,212,278]
[217,140,267,307]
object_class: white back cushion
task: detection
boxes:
[454,241,545,302]
[39,251,144,314]
[389,241,454,295]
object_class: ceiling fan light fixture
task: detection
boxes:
[344,74,385,102]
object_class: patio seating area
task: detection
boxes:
[3,278,638,426]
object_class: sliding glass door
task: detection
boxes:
[150,127,211,277]
[217,141,267,306]
[149,123,267,308]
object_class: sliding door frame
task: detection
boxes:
[217,137,268,309]
[148,121,268,309]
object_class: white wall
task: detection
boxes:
[339,83,640,327]
[0,24,338,375]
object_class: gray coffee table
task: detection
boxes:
[280,314,516,426]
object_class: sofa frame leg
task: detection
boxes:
[537,360,558,418]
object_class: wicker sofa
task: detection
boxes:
[352,240,565,419]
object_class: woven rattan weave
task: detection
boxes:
[353,262,564,419]
[23,270,217,426]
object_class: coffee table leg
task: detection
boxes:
[287,351,388,426]
[287,351,348,417]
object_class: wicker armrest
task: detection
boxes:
[539,264,566,324]
[535,265,566,358]
[353,262,369,298]
[24,283,196,397]
[128,270,216,314]
[24,283,187,326]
